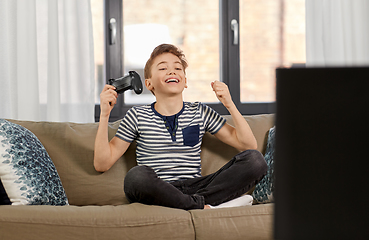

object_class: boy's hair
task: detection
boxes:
[144,44,188,79]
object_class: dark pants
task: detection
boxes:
[124,149,268,210]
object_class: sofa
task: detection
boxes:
[0,114,274,240]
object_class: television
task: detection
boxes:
[274,67,369,239]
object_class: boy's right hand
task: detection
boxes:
[100,85,118,118]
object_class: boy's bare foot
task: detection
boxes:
[204,205,211,209]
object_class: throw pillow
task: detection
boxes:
[252,126,275,203]
[0,119,68,205]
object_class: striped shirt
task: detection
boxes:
[115,102,226,182]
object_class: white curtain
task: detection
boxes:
[0,0,95,123]
[306,0,369,67]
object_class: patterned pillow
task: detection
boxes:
[0,119,68,205]
[252,126,275,203]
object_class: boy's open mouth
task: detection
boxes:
[165,78,179,83]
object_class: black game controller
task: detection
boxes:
[108,71,143,95]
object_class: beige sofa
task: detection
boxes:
[0,114,274,240]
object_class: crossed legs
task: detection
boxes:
[124,149,268,210]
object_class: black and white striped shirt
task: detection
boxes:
[115,102,226,182]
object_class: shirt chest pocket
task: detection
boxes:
[182,125,200,147]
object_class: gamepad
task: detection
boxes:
[108,71,143,95]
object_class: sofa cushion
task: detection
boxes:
[190,204,273,240]
[201,114,275,176]
[8,119,137,206]
[0,203,195,240]
[253,126,275,203]
[0,119,68,205]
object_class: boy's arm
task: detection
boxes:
[211,81,257,151]
[94,85,131,172]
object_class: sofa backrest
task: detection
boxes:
[9,114,274,206]
[201,114,275,176]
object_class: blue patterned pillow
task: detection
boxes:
[0,119,68,205]
[252,126,275,203]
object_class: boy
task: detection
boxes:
[94,44,267,210]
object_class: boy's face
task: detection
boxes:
[145,53,187,97]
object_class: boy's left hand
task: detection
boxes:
[211,81,234,109]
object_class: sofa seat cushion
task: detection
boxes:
[0,119,68,206]
[0,203,195,240]
[190,204,274,240]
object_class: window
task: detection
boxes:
[121,0,220,105]
[239,0,306,102]
[91,0,305,122]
